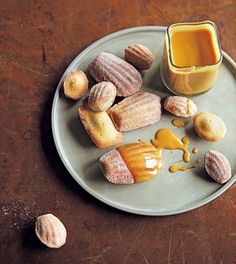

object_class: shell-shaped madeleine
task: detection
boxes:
[125,43,154,70]
[117,143,163,183]
[88,52,142,97]
[193,112,226,142]
[88,81,116,112]
[204,150,231,184]
[100,149,134,184]
[108,92,161,131]
[35,214,67,248]
[164,96,197,117]
[79,99,123,149]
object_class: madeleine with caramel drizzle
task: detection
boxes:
[117,143,163,183]
[100,128,201,184]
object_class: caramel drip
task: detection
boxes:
[192,147,198,154]
[171,119,186,128]
[169,159,202,173]
[186,99,191,115]
[117,143,163,183]
[138,139,147,143]
[151,128,190,162]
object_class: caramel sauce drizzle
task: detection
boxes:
[151,128,190,162]
[117,143,163,183]
[171,119,186,128]
[192,147,198,154]
[138,139,147,143]
[169,159,202,173]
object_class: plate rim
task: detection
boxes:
[51,25,236,216]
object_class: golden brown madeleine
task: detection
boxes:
[125,43,154,70]
[64,70,88,100]
[88,52,142,97]
[79,100,123,149]
[193,112,226,141]
[108,92,162,131]
[88,81,116,112]
[164,96,197,117]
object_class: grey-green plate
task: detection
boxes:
[52,26,236,216]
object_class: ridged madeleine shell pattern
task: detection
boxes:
[204,150,232,184]
[108,92,161,131]
[88,52,142,97]
[100,149,134,184]
[164,96,197,117]
[125,43,154,70]
[88,81,116,112]
[35,214,67,248]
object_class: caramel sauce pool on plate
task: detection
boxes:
[151,128,190,162]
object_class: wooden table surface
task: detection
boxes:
[0,1,236,263]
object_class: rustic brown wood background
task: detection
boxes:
[0,0,236,263]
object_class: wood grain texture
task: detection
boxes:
[0,0,235,263]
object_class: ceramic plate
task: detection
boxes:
[52,26,236,215]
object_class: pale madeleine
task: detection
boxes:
[193,112,226,142]
[79,99,123,148]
